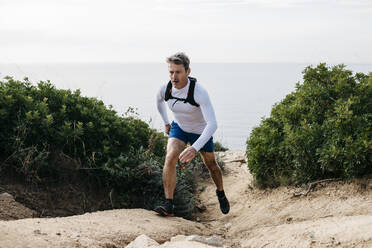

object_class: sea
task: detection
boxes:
[1,63,371,150]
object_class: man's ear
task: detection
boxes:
[187,68,191,76]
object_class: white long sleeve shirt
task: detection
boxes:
[156,78,217,151]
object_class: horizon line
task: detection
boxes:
[1,61,372,65]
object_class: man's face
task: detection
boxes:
[168,63,190,89]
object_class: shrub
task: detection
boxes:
[214,141,228,152]
[246,64,372,188]
[0,77,196,218]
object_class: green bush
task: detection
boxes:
[214,141,228,152]
[246,64,372,188]
[0,77,196,217]
[0,77,150,174]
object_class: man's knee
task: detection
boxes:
[165,138,185,165]
[206,161,221,173]
[165,150,179,165]
[201,152,216,164]
[203,159,220,172]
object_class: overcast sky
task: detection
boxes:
[1,0,372,63]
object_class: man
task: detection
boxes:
[155,52,230,217]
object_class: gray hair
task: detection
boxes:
[166,52,190,71]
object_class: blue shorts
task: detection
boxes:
[169,121,214,152]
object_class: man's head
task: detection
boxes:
[166,52,191,89]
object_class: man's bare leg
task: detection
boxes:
[163,138,186,199]
[200,151,230,214]
[200,151,223,191]
[155,138,186,216]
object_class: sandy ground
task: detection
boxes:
[1,150,372,247]
[195,150,372,248]
[0,209,206,248]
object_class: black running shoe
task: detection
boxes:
[216,189,230,214]
[154,202,174,217]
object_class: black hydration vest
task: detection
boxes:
[164,77,200,107]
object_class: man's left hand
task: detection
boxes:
[179,146,197,163]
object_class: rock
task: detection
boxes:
[199,186,207,192]
[33,229,47,236]
[195,202,207,213]
[185,235,223,247]
[160,241,218,248]
[0,193,14,199]
[70,232,81,239]
[185,235,206,243]
[224,223,232,229]
[126,234,159,248]
[205,235,223,247]
[160,235,224,248]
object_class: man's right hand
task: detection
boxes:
[165,124,171,135]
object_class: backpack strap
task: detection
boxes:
[186,77,200,107]
[164,77,200,107]
[164,81,173,101]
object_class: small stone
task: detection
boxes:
[196,217,201,222]
[224,223,232,229]
[196,203,207,212]
[186,235,223,247]
[307,231,315,239]
[205,235,223,247]
[126,234,159,248]
[70,232,80,239]
[186,235,206,243]
[56,232,61,236]
[33,229,47,235]
[0,193,13,199]
[199,186,207,192]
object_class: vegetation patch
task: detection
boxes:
[0,77,197,218]
[246,64,372,188]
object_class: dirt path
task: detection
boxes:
[0,208,208,247]
[196,150,372,248]
[1,150,372,247]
